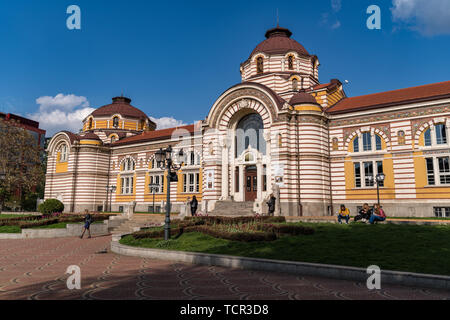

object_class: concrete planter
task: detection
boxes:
[0,221,110,239]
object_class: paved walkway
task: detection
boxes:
[0,236,449,300]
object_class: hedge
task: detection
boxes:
[184,225,277,242]
[256,223,315,236]
[38,199,64,215]
[183,216,286,225]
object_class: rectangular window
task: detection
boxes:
[189,173,195,192]
[362,132,372,152]
[376,161,384,187]
[426,158,435,185]
[435,124,447,145]
[354,163,361,188]
[438,157,450,184]
[364,162,374,187]
[121,176,134,194]
[183,174,187,192]
[434,207,450,218]
[196,173,200,192]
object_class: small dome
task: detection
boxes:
[90,96,149,120]
[250,27,310,59]
[289,92,319,106]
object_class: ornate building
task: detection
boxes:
[45,26,450,217]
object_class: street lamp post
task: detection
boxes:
[105,185,116,212]
[368,173,386,207]
[148,183,160,213]
[155,146,184,240]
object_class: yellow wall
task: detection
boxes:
[55,152,68,173]
[414,151,450,199]
[344,156,396,201]
[115,173,136,202]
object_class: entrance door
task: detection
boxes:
[245,166,257,202]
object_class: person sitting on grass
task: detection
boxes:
[337,204,350,224]
[369,204,386,224]
[80,209,92,239]
[354,203,372,223]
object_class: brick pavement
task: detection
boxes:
[0,236,449,300]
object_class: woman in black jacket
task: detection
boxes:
[190,196,198,216]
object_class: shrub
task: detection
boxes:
[183,215,286,225]
[19,218,60,229]
[184,225,277,242]
[38,199,64,215]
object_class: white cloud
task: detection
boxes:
[331,21,341,29]
[150,116,186,130]
[28,93,94,136]
[331,0,342,12]
[391,0,450,36]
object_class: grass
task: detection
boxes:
[388,216,450,220]
[120,222,450,276]
[0,214,34,219]
[0,225,22,233]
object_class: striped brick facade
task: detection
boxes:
[44,26,450,218]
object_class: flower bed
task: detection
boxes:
[129,216,314,242]
[0,214,113,229]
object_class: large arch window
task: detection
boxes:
[423,124,448,147]
[235,113,266,157]
[352,132,384,153]
[58,144,69,162]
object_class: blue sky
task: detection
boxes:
[1,0,450,136]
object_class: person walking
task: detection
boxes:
[80,209,92,239]
[337,204,350,224]
[190,195,198,216]
[369,203,386,224]
[267,194,276,216]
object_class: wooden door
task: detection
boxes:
[245,166,257,202]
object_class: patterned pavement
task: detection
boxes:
[0,236,449,300]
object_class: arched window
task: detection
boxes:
[375,134,382,151]
[398,131,406,145]
[353,137,359,153]
[235,113,266,157]
[292,79,298,91]
[122,158,135,171]
[288,55,294,70]
[435,124,448,145]
[113,116,119,128]
[110,135,117,143]
[88,118,93,130]
[424,128,432,146]
[256,57,264,74]
[59,144,68,162]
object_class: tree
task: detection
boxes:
[0,119,45,211]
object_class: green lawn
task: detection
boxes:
[120,222,450,276]
[0,225,22,233]
[0,214,34,219]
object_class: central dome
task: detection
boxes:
[91,96,149,120]
[250,26,310,58]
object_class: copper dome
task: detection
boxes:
[90,97,149,120]
[289,92,319,106]
[250,27,310,59]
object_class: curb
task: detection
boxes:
[111,239,450,290]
